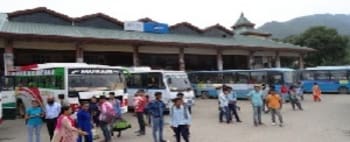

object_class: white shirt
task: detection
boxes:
[45,102,61,119]
[170,105,191,127]
[218,93,229,107]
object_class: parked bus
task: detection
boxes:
[188,68,296,99]
[0,76,16,120]
[3,63,128,118]
[299,66,350,94]
[126,67,195,109]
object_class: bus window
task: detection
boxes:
[267,72,283,85]
[1,77,15,91]
[127,73,144,88]
[236,71,249,83]
[223,72,236,84]
[251,71,267,84]
[302,71,315,80]
[147,73,165,89]
[315,71,330,80]
[55,76,64,89]
[330,70,347,80]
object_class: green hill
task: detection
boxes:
[258,14,350,38]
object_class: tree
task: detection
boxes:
[284,26,349,66]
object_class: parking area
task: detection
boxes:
[1,95,350,142]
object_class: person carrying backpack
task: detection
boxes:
[108,92,123,137]
[99,95,115,142]
[170,97,191,142]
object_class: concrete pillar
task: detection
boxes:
[275,51,281,68]
[133,45,140,66]
[75,43,84,63]
[248,51,255,69]
[179,48,185,71]
[4,39,14,75]
[299,53,304,69]
[217,49,223,71]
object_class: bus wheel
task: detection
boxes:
[201,91,209,99]
[338,87,348,94]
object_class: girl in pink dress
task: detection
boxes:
[52,106,87,142]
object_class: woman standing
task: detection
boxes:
[25,99,44,142]
[52,106,87,142]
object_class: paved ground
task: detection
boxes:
[1,95,350,142]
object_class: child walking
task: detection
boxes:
[312,83,322,102]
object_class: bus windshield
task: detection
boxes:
[166,74,192,91]
[68,74,124,92]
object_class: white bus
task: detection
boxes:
[126,67,195,109]
[4,63,128,118]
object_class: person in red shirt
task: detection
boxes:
[134,90,147,136]
[280,84,289,103]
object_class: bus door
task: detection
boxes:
[0,76,16,120]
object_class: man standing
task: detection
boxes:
[227,87,242,123]
[247,84,264,126]
[170,98,191,142]
[219,87,230,123]
[134,90,147,136]
[266,88,284,127]
[45,96,61,140]
[177,93,192,114]
[146,92,166,142]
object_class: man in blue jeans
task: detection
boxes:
[146,92,167,142]
[247,84,264,126]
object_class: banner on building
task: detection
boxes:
[124,21,144,32]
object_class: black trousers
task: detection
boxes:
[229,103,241,122]
[46,117,57,140]
[174,125,189,142]
[136,112,146,133]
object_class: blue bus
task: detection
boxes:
[299,66,350,94]
[188,68,296,99]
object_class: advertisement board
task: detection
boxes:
[124,21,144,32]
[143,22,169,34]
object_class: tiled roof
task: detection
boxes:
[203,24,233,35]
[239,29,272,37]
[74,13,123,26]
[0,13,313,52]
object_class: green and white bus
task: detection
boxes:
[3,63,128,118]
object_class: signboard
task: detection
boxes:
[143,22,169,34]
[124,21,144,32]
[68,68,121,75]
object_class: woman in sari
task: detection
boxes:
[52,106,87,142]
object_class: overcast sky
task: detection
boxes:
[0,0,349,28]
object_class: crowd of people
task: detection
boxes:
[24,90,192,142]
[23,81,323,142]
[217,82,322,127]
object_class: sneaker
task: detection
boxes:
[279,123,284,127]
[272,122,276,126]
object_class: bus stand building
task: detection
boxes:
[0,7,313,75]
